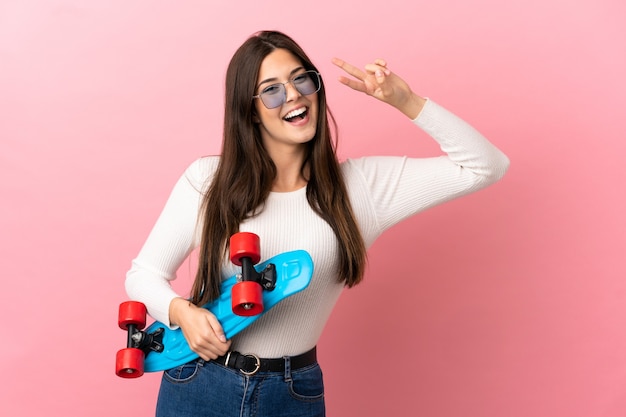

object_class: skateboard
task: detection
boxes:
[116,232,314,378]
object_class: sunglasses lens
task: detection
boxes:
[293,71,320,96]
[260,84,285,109]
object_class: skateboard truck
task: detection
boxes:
[238,256,277,290]
[127,325,164,356]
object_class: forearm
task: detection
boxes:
[414,99,510,183]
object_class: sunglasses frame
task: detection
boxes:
[252,70,321,109]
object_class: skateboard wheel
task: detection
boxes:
[116,348,144,378]
[230,232,261,266]
[232,281,264,316]
[118,301,147,330]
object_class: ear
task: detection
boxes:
[252,112,260,123]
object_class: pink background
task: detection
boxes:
[1,1,625,416]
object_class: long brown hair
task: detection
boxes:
[191,31,366,305]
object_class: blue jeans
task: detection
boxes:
[155,357,325,417]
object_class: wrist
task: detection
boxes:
[168,297,190,327]
[398,93,427,120]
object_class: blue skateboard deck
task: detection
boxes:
[142,249,313,373]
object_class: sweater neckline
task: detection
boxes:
[269,185,307,197]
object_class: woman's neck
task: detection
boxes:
[267,146,309,192]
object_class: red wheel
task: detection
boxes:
[232,281,264,316]
[116,348,144,378]
[230,232,261,265]
[118,301,147,330]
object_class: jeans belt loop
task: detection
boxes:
[283,355,292,382]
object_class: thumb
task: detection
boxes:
[206,312,227,343]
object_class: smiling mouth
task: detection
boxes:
[283,107,308,122]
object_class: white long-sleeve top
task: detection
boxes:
[125,99,510,358]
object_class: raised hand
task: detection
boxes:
[332,57,426,119]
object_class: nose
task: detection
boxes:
[284,81,301,102]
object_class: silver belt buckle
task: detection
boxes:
[240,353,261,376]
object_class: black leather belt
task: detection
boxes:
[214,346,317,376]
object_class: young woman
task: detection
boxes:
[125,30,509,417]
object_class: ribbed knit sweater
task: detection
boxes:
[125,99,509,358]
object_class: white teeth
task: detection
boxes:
[284,107,306,120]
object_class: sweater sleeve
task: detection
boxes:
[124,157,217,327]
[347,99,510,233]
